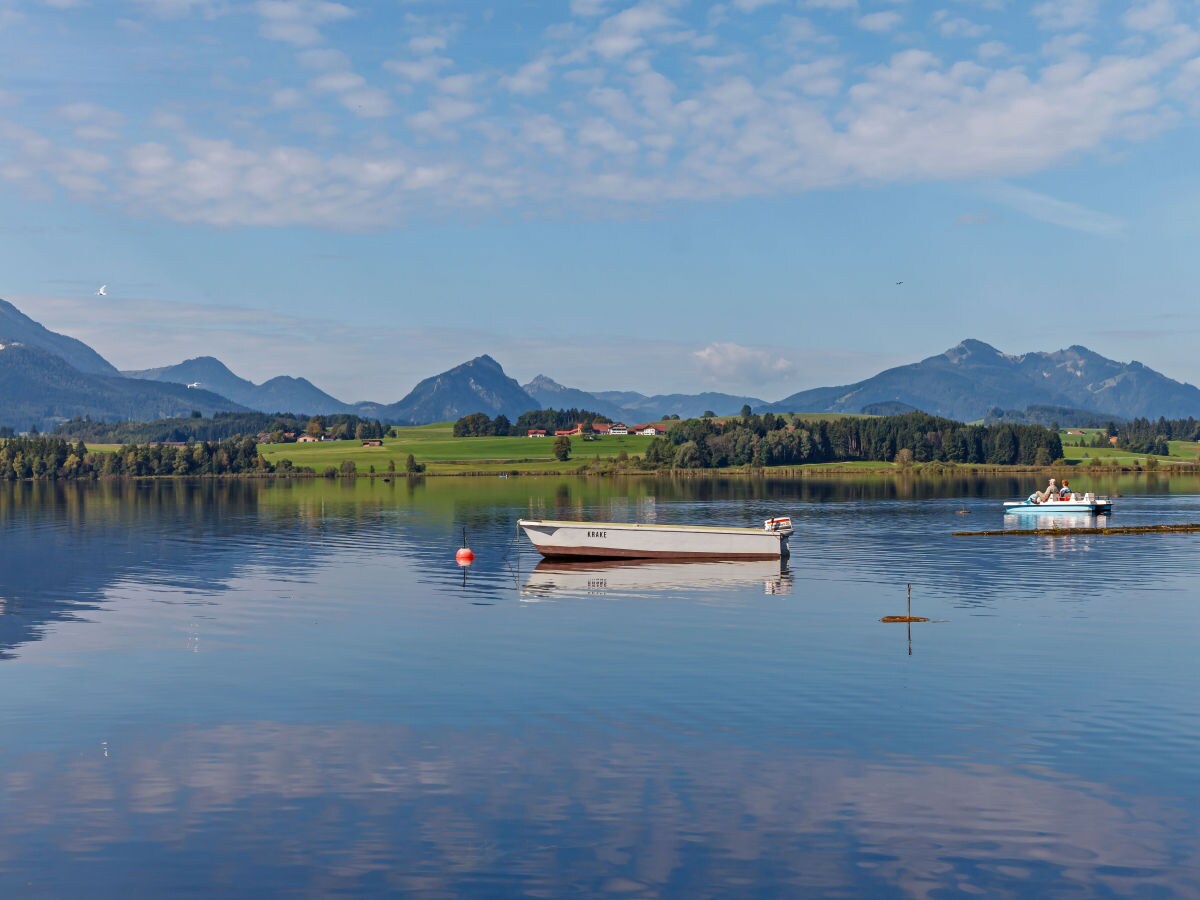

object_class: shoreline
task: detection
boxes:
[4,461,1200,482]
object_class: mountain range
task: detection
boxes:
[761,339,1200,421]
[2,298,1198,431]
[124,356,357,416]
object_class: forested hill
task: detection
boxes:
[53,412,387,444]
[641,412,1064,469]
[0,341,246,428]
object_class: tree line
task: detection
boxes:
[454,408,612,437]
[0,435,301,480]
[52,412,388,444]
[1117,417,1200,455]
[640,412,1064,469]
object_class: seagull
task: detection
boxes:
[187,381,201,389]
[96,284,107,296]
[895,281,903,286]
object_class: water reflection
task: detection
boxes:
[1,477,1198,895]
[1003,512,1111,529]
[521,559,793,601]
[0,722,1194,896]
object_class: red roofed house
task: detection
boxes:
[633,424,667,436]
[527,429,548,438]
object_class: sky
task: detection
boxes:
[2,0,1200,404]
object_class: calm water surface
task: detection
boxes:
[2,474,1199,897]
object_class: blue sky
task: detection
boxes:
[2,0,1199,403]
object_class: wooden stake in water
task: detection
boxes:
[880,583,929,626]
[907,584,912,656]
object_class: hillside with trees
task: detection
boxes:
[454,408,611,436]
[53,412,387,444]
[0,436,289,480]
[1116,417,1200,454]
[642,412,1064,469]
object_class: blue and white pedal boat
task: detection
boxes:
[1003,495,1113,515]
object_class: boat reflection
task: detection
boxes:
[1003,512,1110,530]
[521,558,793,600]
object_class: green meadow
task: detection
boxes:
[1058,428,1200,468]
[256,423,658,474]
[75,422,1200,476]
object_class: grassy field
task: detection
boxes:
[70,422,1200,475]
[254,423,658,474]
[1059,429,1200,467]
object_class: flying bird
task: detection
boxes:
[895,281,903,286]
[187,382,202,389]
[96,284,107,296]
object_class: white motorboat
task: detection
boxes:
[517,516,793,560]
[1003,492,1113,515]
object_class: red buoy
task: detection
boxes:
[455,547,475,565]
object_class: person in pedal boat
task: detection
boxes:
[1027,477,1058,503]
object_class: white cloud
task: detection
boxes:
[802,0,857,10]
[340,88,391,118]
[57,102,125,140]
[385,55,452,82]
[732,0,783,11]
[591,1,678,59]
[857,11,902,33]
[271,88,306,109]
[253,0,352,46]
[976,40,1007,59]
[310,70,365,93]
[130,0,227,18]
[1123,0,1174,32]
[297,47,349,70]
[571,0,611,16]
[2,0,1196,233]
[1032,0,1096,31]
[502,57,555,95]
[983,182,1124,235]
[692,342,796,387]
[933,11,989,39]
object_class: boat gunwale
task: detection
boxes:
[1002,501,1113,512]
[517,518,791,536]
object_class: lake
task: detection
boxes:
[2,474,1199,896]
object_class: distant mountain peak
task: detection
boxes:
[0,297,118,376]
[524,374,568,392]
[385,355,537,423]
[945,339,1002,363]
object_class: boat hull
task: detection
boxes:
[1003,500,1113,515]
[518,519,791,560]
